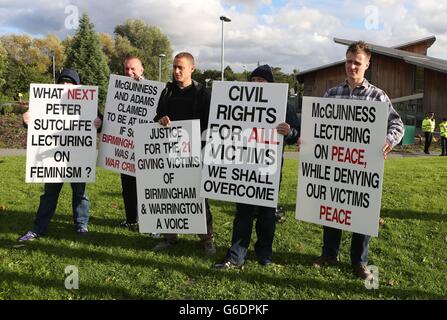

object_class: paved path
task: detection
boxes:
[0,149,26,157]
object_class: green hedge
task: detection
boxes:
[0,103,27,115]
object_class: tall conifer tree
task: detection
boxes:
[66,13,110,109]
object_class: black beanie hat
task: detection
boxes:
[250,64,274,83]
[57,68,81,85]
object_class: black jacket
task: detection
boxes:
[284,102,300,145]
[153,80,211,134]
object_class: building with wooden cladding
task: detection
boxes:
[296,36,447,130]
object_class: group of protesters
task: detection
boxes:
[17,40,405,281]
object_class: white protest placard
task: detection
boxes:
[135,120,207,234]
[97,74,165,176]
[296,97,388,236]
[201,81,288,208]
[25,84,98,183]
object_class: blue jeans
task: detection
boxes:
[32,183,90,234]
[227,203,276,265]
[322,226,370,265]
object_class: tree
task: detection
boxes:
[98,32,116,67]
[0,35,53,99]
[271,67,298,93]
[192,69,221,87]
[224,66,236,81]
[0,43,7,93]
[65,13,110,108]
[34,34,66,79]
[114,19,173,81]
[109,35,140,75]
[192,68,204,85]
[233,71,248,82]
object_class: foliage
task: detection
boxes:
[65,13,110,110]
[98,33,116,67]
[0,34,63,98]
[0,18,300,101]
[0,114,27,148]
[113,19,173,81]
[193,69,221,87]
[0,43,7,90]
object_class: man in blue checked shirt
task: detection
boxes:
[312,41,404,280]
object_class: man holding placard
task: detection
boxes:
[97,56,165,231]
[213,65,300,269]
[117,56,146,229]
[310,41,404,280]
[152,52,216,255]
[19,68,101,241]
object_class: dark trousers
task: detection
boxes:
[164,199,213,242]
[424,132,433,153]
[120,174,138,223]
[226,203,276,265]
[32,183,89,234]
[322,226,370,265]
[441,137,447,155]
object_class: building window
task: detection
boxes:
[393,98,424,127]
[413,66,424,93]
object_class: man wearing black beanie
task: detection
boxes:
[250,64,275,83]
[19,68,102,241]
[213,64,300,269]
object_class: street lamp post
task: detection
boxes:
[220,15,231,81]
[158,53,166,82]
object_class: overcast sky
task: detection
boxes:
[0,0,446,73]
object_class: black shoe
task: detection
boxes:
[258,257,273,266]
[312,255,339,268]
[213,259,243,270]
[153,240,177,251]
[118,220,138,230]
[76,227,88,236]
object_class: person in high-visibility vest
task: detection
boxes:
[422,112,435,154]
[440,117,447,156]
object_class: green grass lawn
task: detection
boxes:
[0,156,446,300]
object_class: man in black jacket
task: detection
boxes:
[153,52,215,255]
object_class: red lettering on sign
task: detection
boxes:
[331,146,365,166]
[68,88,96,100]
[319,205,352,226]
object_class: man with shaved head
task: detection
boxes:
[118,56,145,230]
[153,52,216,256]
